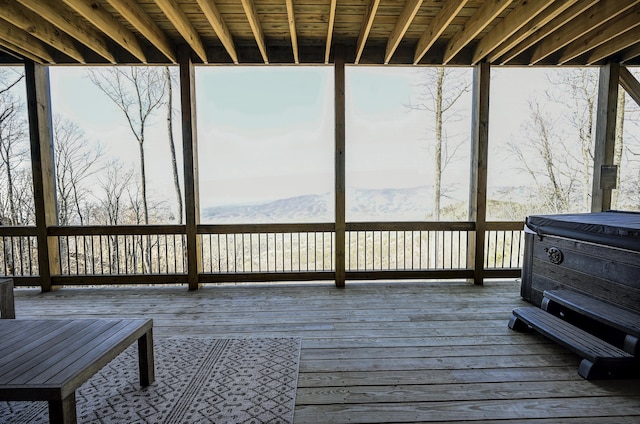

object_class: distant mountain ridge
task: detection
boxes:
[202,186,434,223]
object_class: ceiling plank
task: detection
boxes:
[107,0,176,63]
[619,66,640,107]
[17,0,116,63]
[443,0,513,64]
[325,0,337,64]
[414,0,469,64]
[285,0,299,64]
[559,5,640,64]
[472,0,555,64]
[385,0,423,64]
[0,0,85,63]
[0,18,54,63]
[529,0,640,65]
[196,0,237,64]
[154,0,207,63]
[487,0,580,63]
[587,25,640,65]
[62,0,147,63]
[355,0,380,64]
[241,0,268,64]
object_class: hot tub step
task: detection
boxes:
[543,289,640,355]
[509,307,635,379]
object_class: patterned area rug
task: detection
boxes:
[1,337,301,424]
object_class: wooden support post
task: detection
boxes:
[25,61,59,292]
[591,63,620,213]
[334,45,346,288]
[179,47,202,290]
[468,62,490,286]
[619,66,640,108]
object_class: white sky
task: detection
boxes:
[44,65,610,211]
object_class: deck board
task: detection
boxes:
[12,279,640,423]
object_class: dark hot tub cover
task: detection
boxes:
[525,210,640,252]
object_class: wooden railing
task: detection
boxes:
[1,221,525,287]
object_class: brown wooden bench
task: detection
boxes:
[0,318,154,424]
[0,278,14,319]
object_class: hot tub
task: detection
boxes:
[521,211,640,313]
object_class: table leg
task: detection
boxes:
[48,392,76,424]
[137,328,155,386]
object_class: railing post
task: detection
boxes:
[25,61,60,292]
[468,62,490,286]
[179,47,202,290]
[334,45,346,288]
[591,62,620,212]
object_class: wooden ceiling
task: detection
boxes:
[1,0,640,66]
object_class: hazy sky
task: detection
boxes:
[45,65,602,210]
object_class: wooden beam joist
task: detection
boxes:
[487,0,579,63]
[0,0,85,63]
[325,0,337,64]
[0,37,45,63]
[0,18,54,63]
[241,0,268,64]
[154,0,207,63]
[355,0,380,65]
[559,5,640,64]
[285,0,299,64]
[385,0,423,64]
[17,0,116,63]
[62,0,147,63]
[497,0,597,65]
[621,42,640,63]
[414,0,468,64]
[472,0,555,64]
[619,66,640,108]
[443,0,513,65]
[196,0,237,64]
[107,0,176,63]
[587,25,640,65]
[529,0,640,65]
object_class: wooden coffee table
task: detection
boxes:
[0,318,154,424]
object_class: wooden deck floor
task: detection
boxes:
[12,279,640,423]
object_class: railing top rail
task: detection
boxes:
[0,226,37,236]
[49,225,186,236]
[198,222,335,234]
[346,221,476,231]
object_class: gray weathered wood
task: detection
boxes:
[0,278,14,319]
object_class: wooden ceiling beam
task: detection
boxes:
[559,6,640,64]
[325,0,337,64]
[443,0,513,65]
[587,25,640,65]
[285,0,299,64]
[0,0,85,63]
[107,0,176,63]
[355,0,380,65]
[414,0,468,65]
[385,0,423,64]
[241,0,268,64]
[154,0,207,63]
[196,0,237,64]
[17,0,116,63]
[0,18,54,63]
[619,66,640,107]
[62,0,146,63]
[621,42,640,64]
[529,0,640,65]
[0,32,49,63]
[487,0,579,63]
[472,0,555,64]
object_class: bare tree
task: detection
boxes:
[406,67,470,220]
[88,67,166,225]
[0,79,28,224]
[54,116,102,225]
[164,66,183,224]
